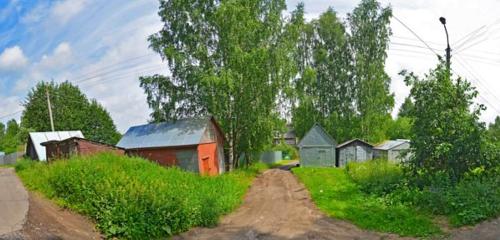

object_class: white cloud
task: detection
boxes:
[39,42,73,70]
[51,0,87,23]
[0,95,23,125]
[12,42,74,92]
[0,46,28,71]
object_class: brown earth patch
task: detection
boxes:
[447,217,500,240]
[175,168,411,240]
[1,193,101,240]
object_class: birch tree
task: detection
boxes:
[140,0,300,169]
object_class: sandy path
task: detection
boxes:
[0,168,28,236]
[0,193,101,240]
[175,168,400,240]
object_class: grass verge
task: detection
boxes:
[292,167,441,237]
[16,153,267,239]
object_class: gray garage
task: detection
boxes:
[336,139,373,167]
[298,124,336,167]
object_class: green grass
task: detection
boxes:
[269,159,298,168]
[346,159,404,195]
[16,153,267,239]
[292,167,441,237]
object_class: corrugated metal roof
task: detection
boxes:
[336,138,373,149]
[116,117,211,149]
[374,139,410,150]
[298,123,336,147]
[29,131,84,161]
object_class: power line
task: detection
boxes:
[390,41,440,51]
[454,56,500,103]
[71,63,164,86]
[452,60,500,114]
[392,15,440,57]
[0,110,23,121]
[391,40,500,65]
[69,53,156,83]
[392,35,444,47]
[454,21,500,53]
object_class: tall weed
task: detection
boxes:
[16,153,265,239]
[346,159,404,195]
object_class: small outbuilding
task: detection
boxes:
[273,124,298,146]
[336,139,373,167]
[373,139,411,163]
[41,137,125,162]
[25,131,84,161]
[117,116,225,175]
[298,124,336,167]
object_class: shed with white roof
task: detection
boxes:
[25,131,84,161]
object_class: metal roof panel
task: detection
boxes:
[117,117,211,149]
[374,139,410,150]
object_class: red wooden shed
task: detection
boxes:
[117,116,225,175]
[41,137,125,162]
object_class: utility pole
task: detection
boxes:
[439,17,451,76]
[46,87,55,132]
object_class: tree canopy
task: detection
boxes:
[140,0,302,168]
[0,119,21,154]
[21,81,121,145]
[402,62,485,182]
[291,0,394,143]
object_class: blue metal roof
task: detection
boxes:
[117,117,211,149]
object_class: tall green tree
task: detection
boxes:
[140,0,301,168]
[348,0,394,142]
[86,100,122,144]
[387,117,412,140]
[398,97,414,118]
[0,119,20,154]
[21,81,121,144]
[292,7,356,142]
[403,62,485,182]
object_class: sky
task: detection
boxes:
[1,0,499,133]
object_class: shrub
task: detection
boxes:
[346,159,404,195]
[16,153,265,239]
[389,168,500,227]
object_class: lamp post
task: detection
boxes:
[439,17,451,75]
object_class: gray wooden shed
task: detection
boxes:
[336,139,373,167]
[373,139,411,163]
[298,124,336,167]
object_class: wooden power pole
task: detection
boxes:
[46,88,55,132]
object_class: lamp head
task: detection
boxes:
[439,17,446,25]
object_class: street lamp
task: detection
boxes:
[440,17,451,74]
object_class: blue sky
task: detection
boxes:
[1,0,499,132]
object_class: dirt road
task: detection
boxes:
[176,168,399,240]
[0,193,101,240]
[0,168,28,236]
